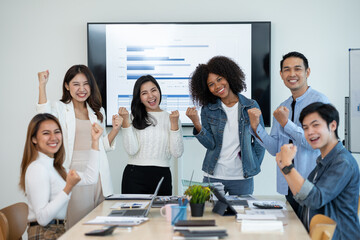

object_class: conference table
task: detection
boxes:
[59,196,310,240]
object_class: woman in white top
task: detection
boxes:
[119,75,184,195]
[19,113,103,239]
[37,65,123,228]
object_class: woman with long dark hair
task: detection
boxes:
[118,75,184,195]
[186,56,265,195]
[36,65,123,228]
[19,113,102,239]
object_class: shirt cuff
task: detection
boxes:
[294,179,314,201]
[193,126,205,136]
[284,120,297,135]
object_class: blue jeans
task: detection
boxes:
[203,177,254,195]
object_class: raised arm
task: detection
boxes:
[169,111,184,158]
[186,107,202,133]
[119,107,140,155]
[275,144,304,195]
[107,110,123,145]
[38,70,49,104]
[248,108,280,156]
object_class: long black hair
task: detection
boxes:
[60,65,103,122]
[131,75,162,130]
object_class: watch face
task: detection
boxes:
[282,164,294,175]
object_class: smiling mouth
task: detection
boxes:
[309,136,320,143]
[77,93,87,97]
[48,143,58,148]
[148,99,157,106]
[217,88,225,94]
[288,79,298,83]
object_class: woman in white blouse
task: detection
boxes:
[19,113,103,239]
[118,75,184,196]
[37,66,123,228]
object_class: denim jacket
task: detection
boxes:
[193,93,265,177]
[294,142,360,240]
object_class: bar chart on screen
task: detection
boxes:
[105,24,252,125]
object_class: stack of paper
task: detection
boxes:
[236,213,277,221]
[241,220,284,233]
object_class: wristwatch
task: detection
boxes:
[282,164,294,175]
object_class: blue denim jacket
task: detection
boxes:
[295,142,360,240]
[193,93,265,177]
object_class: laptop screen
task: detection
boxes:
[144,177,164,216]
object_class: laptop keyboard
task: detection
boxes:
[122,209,146,216]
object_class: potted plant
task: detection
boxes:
[184,185,211,217]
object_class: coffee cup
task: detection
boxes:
[160,204,177,222]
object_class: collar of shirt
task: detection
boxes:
[37,151,55,167]
[316,141,343,167]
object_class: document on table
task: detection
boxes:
[236,213,277,221]
[241,220,284,233]
[110,202,149,209]
[245,209,285,218]
[84,216,148,226]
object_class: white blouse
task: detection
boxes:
[25,150,99,226]
[122,111,184,167]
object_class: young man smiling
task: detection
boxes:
[248,52,330,215]
[276,102,360,240]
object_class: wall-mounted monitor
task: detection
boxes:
[87,22,271,126]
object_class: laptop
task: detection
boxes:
[152,196,180,208]
[109,177,164,217]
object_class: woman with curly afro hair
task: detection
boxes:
[186,56,265,195]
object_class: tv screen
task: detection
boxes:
[87,22,271,127]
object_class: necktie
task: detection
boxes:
[289,100,296,164]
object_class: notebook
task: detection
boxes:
[109,177,164,217]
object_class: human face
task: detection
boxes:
[302,112,337,157]
[280,57,310,99]
[140,81,161,112]
[65,73,91,104]
[207,73,232,100]
[32,120,63,158]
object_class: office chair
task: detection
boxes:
[0,202,28,240]
[309,214,336,240]
[0,212,9,240]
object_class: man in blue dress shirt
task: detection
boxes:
[248,52,329,215]
[276,102,360,240]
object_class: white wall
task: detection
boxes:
[1,0,360,208]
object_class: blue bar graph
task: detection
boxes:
[127,56,185,61]
[127,65,155,70]
[127,75,188,80]
[127,45,209,50]
[127,46,155,51]
[125,44,209,81]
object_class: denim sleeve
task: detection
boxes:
[194,107,216,150]
[294,179,314,202]
[249,101,265,165]
[294,158,354,209]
